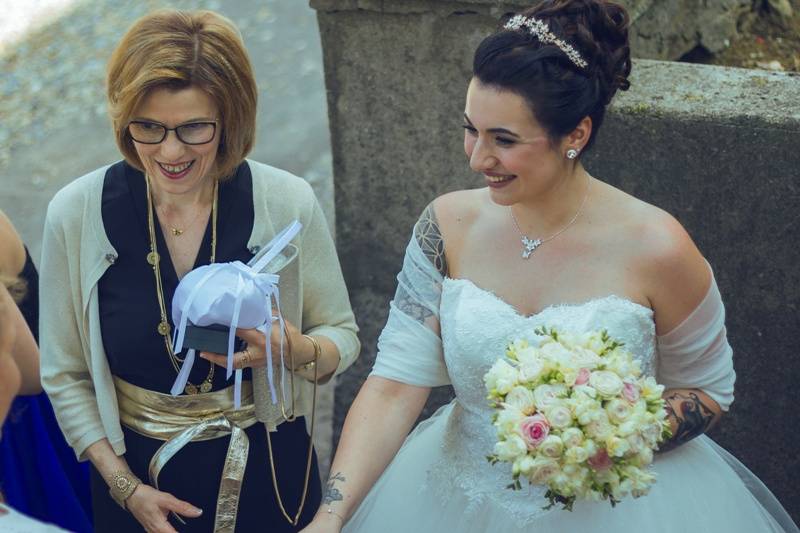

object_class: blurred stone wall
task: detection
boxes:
[311,0,800,521]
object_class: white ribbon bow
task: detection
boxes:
[170,220,302,408]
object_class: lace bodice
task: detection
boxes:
[429,277,656,523]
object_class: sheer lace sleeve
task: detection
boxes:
[656,270,736,411]
[370,205,451,387]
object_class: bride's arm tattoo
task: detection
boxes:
[414,204,448,278]
[658,391,717,453]
[323,472,346,505]
[396,204,448,324]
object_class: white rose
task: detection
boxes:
[605,398,632,424]
[641,422,663,447]
[540,341,574,366]
[586,415,614,441]
[533,384,563,409]
[616,420,639,437]
[540,435,564,458]
[527,456,560,485]
[494,434,528,461]
[512,455,536,476]
[564,445,590,464]
[606,436,631,457]
[484,359,520,395]
[561,427,584,448]
[625,434,646,454]
[589,370,624,398]
[504,386,536,413]
[494,405,525,435]
[519,357,546,382]
[573,384,597,400]
[544,403,573,429]
[573,347,602,369]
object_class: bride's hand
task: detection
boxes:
[199,320,304,370]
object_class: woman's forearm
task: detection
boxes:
[85,438,133,480]
[319,376,431,522]
[658,387,721,453]
[292,334,340,384]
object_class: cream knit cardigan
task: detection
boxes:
[40,160,360,460]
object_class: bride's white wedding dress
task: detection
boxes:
[343,231,798,533]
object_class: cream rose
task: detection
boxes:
[540,435,564,458]
[589,370,624,398]
[606,398,632,424]
[494,434,528,461]
[561,427,584,448]
[528,456,560,484]
[544,403,573,429]
[504,386,536,413]
[484,359,520,395]
[533,384,566,409]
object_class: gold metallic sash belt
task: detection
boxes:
[114,377,258,533]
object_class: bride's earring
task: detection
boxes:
[566,148,579,160]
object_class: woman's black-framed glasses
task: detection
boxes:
[127,120,218,145]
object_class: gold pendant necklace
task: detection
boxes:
[145,176,218,394]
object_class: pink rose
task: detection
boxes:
[622,382,640,403]
[588,448,612,471]
[575,368,591,386]
[520,414,550,449]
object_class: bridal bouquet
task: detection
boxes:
[484,327,671,510]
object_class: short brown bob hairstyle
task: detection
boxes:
[107,10,257,180]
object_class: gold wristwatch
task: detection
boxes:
[108,470,141,509]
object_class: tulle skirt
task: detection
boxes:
[344,403,798,533]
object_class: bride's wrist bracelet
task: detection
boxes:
[323,506,345,523]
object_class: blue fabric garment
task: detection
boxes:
[0,248,92,532]
[1,395,92,532]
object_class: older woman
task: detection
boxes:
[40,9,359,533]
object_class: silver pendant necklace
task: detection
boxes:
[510,176,590,259]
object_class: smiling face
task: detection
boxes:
[130,85,221,197]
[463,78,574,207]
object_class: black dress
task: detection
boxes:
[91,161,320,532]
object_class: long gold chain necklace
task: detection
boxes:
[145,175,218,394]
[267,336,319,526]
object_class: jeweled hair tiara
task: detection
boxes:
[504,14,588,69]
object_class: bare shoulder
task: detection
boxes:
[608,191,711,334]
[0,210,25,277]
[413,189,483,277]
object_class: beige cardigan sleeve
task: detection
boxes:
[298,188,360,377]
[39,198,107,459]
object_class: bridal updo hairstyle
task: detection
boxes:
[473,0,632,154]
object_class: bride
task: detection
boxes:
[302,1,798,531]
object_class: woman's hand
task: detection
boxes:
[125,483,202,533]
[299,512,344,533]
[199,319,313,371]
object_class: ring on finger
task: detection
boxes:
[240,348,251,368]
